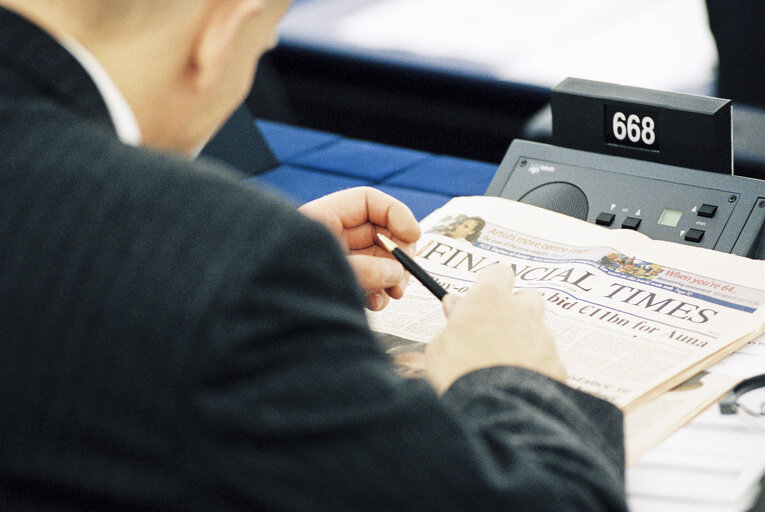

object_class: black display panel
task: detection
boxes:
[552,78,731,174]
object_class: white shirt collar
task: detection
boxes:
[57,34,142,147]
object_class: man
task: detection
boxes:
[0,0,627,510]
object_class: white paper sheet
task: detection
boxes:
[627,405,765,511]
[710,333,765,379]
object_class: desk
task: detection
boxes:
[242,120,765,512]
[247,119,497,220]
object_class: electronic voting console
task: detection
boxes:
[487,78,765,260]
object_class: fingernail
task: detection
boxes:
[368,291,383,311]
[382,259,403,284]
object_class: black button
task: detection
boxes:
[622,217,641,230]
[596,212,615,226]
[685,228,705,243]
[698,204,717,218]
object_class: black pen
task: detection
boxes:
[376,233,448,301]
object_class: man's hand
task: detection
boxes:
[426,266,566,394]
[299,187,421,311]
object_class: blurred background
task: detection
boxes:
[247,0,765,178]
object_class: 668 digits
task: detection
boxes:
[611,111,656,146]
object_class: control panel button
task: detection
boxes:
[596,212,615,226]
[685,228,705,243]
[622,217,642,230]
[697,204,718,218]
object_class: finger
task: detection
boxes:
[512,288,544,304]
[349,244,412,263]
[361,188,420,243]
[366,290,390,311]
[298,188,375,244]
[384,279,408,300]
[342,223,375,250]
[348,254,406,293]
[300,187,392,230]
[511,289,546,320]
[346,247,414,295]
[384,199,420,244]
[441,293,461,317]
[342,212,419,254]
[299,188,420,250]
[471,265,516,294]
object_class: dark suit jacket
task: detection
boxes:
[0,7,627,511]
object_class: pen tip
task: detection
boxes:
[376,232,397,253]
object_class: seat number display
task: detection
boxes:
[605,106,659,151]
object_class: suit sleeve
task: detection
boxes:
[184,208,628,512]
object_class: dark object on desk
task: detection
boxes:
[551,77,732,175]
[377,233,447,300]
[523,102,765,181]
[493,79,765,257]
[518,181,588,221]
[719,373,765,415]
[487,139,765,258]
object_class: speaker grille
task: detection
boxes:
[519,182,589,220]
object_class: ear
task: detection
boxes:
[188,0,266,91]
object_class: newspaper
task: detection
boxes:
[622,370,739,465]
[369,196,765,411]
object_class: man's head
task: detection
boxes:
[0,0,292,156]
